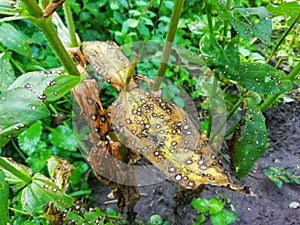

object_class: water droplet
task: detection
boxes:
[24,83,31,88]
[31,105,37,110]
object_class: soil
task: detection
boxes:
[89,100,300,225]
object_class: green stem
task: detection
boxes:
[207,74,219,138]
[20,0,43,18]
[211,96,243,141]
[222,0,231,47]
[265,12,300,64]
[0,157,32,184]
[0,45,25,74]
[63,0,78,47]
[152,0,185,90]
[36,18,80,76]
[259,61,300,111]
[205,0,213,34]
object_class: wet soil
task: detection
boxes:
[89,101,300,225]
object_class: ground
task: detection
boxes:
[89,100,300,225]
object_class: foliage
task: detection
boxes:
[264,167,300,188]
[191,197,236,225]
[0,0,299,224]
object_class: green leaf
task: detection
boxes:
[267,2,300,19]
[209,198,224,214]
[211,210,236,225]
[0,171,10,224]
[200,34,240,75]
[26,146,51,174]
[126,18,139,28]
[233,96,268,178]
[210,213,227,225]
[0,87,49,128]
[44,75,81,101]
[18,120,43,155]
[21,173,74,214]
[69,161,89,184]
[0,157,32,190]
[0,122,31,148]
[192,214,206,225]
[264,167,300,188]
[49,125,78,152]
[0,69,68,147]
[0,23,32,57]
[191,198,210,213]
[231,7,272,43]
[226,62,293,94]
[0,52,15,92]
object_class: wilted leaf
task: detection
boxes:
[21,173,74,214]
[231,7,272,43]
[47,156,74,192]
[49,125,78,152]
[232,96,268,178]
[0,23,32,57]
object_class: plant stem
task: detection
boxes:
[205,0,213,34]
[259,61,300,111]
[152,0,185,90]
[265,12,300,65]
[0,157,32,184]
[207,74,219,138]
[36,18,80,76]
[222,0,231,47]
[20,0,43,18]
[211,96,243,141]
[63,0,78,47]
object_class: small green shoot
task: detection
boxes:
[192,197,236,225]
[264,167,300,188]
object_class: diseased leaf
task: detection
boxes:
[223,62,293,94]
[21,173,74,214]
[18,120,43,155]
[0,68,69,147]
[231,7,272,43]
[200,34,240,76]
[49,125,78,152]
[0,123,31,147]
[0,157,32,190]
[44,74,81,101]
[232,96,268,178]
[0,23,32,57]
[47,156,74,192]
